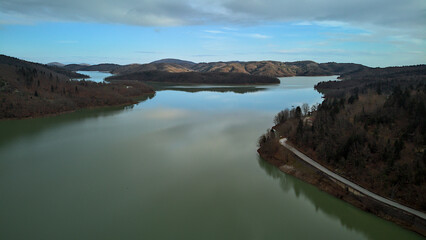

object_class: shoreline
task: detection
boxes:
[257,139,426,237]
[0,93,155,121]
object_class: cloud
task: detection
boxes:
[247,33,271,39]
[204,30,225,34]
[272,48,386,58]
[203,29,271,39]
[0,0,424,32]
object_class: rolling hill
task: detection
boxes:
[60,59,368,78]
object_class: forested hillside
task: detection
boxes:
[0,55,154,119]
[259,65,426,211]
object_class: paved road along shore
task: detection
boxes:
[279,138,426,220]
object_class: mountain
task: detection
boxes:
[0,55,154,119]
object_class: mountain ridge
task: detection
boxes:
[60,58,369,77]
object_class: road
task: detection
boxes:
[279,138,426,220]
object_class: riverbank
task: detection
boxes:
[257,138,426,236]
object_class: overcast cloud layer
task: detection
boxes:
[1,0,425,31]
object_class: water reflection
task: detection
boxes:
[0,93,155,148]
[256,157,423,240]
[0,107,124,148]
[76,71,113,83]
[1,74,420,240]
[148,82,271,94]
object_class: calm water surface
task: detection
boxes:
[0,76,422,239]
[76,71,112,82]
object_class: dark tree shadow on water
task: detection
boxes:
[256,156,422,240]
[148,82,272,94]
[0,95,155,148]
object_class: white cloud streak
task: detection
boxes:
[0,0,424,33]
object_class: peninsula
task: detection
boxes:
[0,55,155,119]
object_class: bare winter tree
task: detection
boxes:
[302,103,309,116]
[274,108,290,125]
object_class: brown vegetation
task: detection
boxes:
[111,63,193,75]
[108,60,367,77]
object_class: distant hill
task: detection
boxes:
[47,62,65,67]
[192,61,367,77]
[0,55,154,119]
[61,59,367,78]
[44,65,90,79]
[63,63,121,72]
[112,63,192,75]
[315,65,426,97]
[150,58,196,68]
[106,70,280,85]
[63,64,90,71]
[82,64,121,72]
[109,60,367,77]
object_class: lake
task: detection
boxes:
[0,74,421,239]
[76,71,113,82]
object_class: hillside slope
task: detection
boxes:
[0,55,154,119]
[111,60,367,77]
[112,63,192,75]
[259,64,426,211]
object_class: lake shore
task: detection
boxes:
[0,93,155,120]
[257,139,426,237]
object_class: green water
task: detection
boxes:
[0,76,422,239]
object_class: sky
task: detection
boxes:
[0,0,425,67]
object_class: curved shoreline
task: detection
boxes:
[280,138,426,220]
[258,139,426,237]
